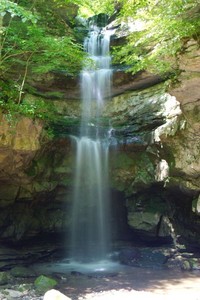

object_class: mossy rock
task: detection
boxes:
[34,275,57,293]
[88,13,109,27]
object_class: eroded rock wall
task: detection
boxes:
[0,39,199,248]
[0,115,72,241]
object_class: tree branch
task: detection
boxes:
[18,52,34,104]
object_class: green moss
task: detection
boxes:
[134,153,155,185]
[32,181,57,193]
[113,152,135,169]
[25,161,37,177]
[34,275,57,293]
[110,151,157,194]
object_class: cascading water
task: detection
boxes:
[70,23,113,262]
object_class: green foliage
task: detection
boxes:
[72,0,116,18]
[18,0,77,35]
[0,0,85,121]
[2,20,84,75]
[0,0,85,89]
[0,7,84,78]
[114,0,200,75]
[0,0,117,123]
[0,0,37,23]
[0,88,57,123]
[0,79,18,102]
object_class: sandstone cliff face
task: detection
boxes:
[167,40,200,190]
[155,40,200,247]
[0,39,199,247]
[0,116,43,203]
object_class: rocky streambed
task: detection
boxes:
[0,241,200,300]
[0,261,200,300]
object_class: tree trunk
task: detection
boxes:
[0,15,3,59]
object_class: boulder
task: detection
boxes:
[43,289,71,300]
[34,275,57,293]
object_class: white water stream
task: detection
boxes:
[70,24,113,262]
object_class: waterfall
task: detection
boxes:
[70,24,113,262]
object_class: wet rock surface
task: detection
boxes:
[0,250,200,300]
[0,239,200,299]
[118,247,168,268]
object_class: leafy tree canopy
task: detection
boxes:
[74,0,115,18]
[0,0,86,121]
[0,0,37,22]
[113,0,200,75]
[0,0,85,78]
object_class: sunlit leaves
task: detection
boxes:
[0,0,86,116]
[0,0,37,23]
[2,21,84,76]
[70,0,116,17]
[115,0,200,75]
